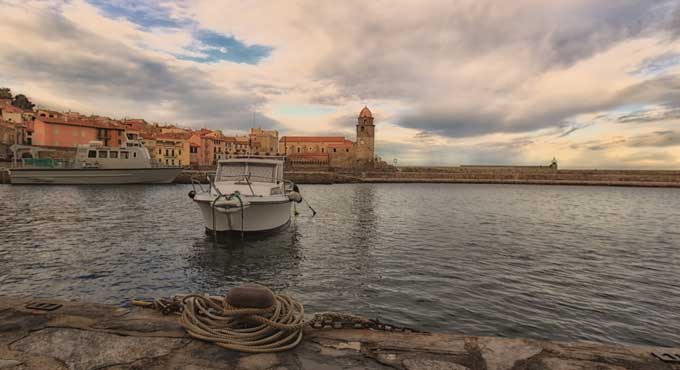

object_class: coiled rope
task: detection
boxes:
[135,291,305,353]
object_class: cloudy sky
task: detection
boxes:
[1,0,680,168]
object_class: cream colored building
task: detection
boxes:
[144,133,191,167]
[1,105,24,124]
[249,128,279,155]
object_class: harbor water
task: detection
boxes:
[1,183,679,347]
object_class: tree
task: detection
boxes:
[0,88,11,100]
[12,94,35,111]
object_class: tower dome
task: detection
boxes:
[359,106,372,118]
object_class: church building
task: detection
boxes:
[279,106,376,168]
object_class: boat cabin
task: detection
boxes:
[214,157,286,196]
[75,140,154,169]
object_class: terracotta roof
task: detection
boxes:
[155,132,191,140]
[359,106,372,118]
[327,140,354,147]
[1,105,24,114]
[37,117,124,130]
[279,136,346,143]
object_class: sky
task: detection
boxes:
[1,1,680,168]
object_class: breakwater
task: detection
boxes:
[1,296,678,370]
[0,168,8,184]
[3,167,680,187]
[282,167,680,187]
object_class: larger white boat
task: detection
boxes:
[9,140,182,185]
[189,156,303,236]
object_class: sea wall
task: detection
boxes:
[283,167,680,187]
[0,296,678,370]
[0,167,9,184]
[3,167,680,187]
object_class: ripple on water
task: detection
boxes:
[1,183,680,346]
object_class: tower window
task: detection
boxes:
[361,126,364,131]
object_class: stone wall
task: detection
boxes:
[281,167,680,187]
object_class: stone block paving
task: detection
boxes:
[0,296,678,370]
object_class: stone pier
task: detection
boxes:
[0,296,678,370]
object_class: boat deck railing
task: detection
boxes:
[11,158,179,169]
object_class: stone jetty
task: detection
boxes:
[1,296,678,370]
[173,168,680,187]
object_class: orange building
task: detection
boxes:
[32,117,126,148]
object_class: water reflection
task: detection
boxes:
[186,224,303,293]
[3,183,680,346]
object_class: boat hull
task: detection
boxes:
[196,199,292,233]
[9,168,182,185]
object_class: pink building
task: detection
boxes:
[32,117,125,148]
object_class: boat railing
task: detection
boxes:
[12,158,76,169]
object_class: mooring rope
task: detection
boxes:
[135,292,305,353]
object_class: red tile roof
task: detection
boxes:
[327,140,354,147]
[155,132,192,140]
[1,105,24,113]
[279,136,346,143]
[37,117,124,130]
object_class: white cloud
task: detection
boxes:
[1,0,680,168]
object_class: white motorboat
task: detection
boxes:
[9,140,182,185]
[189,156,303,236]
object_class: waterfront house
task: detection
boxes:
[0,105,24,124]
[32,116,125,148]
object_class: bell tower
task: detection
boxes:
[355,106,375,165]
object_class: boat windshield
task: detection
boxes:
[217,162,277,183]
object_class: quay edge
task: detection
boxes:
[0,296,677,370]
[176,168,680,187]
[0,168,9,184]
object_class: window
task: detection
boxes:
[165,149,169,156]
[88,150,97,158]
[133,152,136,158]
[165,159,168,165]
[297,147,301,153]
[171,159,175,165]
[121,151,129,159]
[346,148,349,152]
[98,151,108,158]
[333,148,337,153]
[110,151,118,159]
[321,147,325,153]
[179,149,182,155]
[158,149,162,154]
[172,149,175,157]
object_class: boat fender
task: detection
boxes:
[288,191,303,203]
[188,190,196,199]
